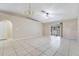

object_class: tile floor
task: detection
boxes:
[0,36,79,56]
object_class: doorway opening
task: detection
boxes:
[51,23,63,37]
[0,20,12,40]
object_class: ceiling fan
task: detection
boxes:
[41,10,49,17]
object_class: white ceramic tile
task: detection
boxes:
[69,40,79,56]
[0,47,4,56]
[0,36,79,56]
[14,46,29,56]
[3,48,16,56]
[28,48,42,56]
[39,53,47,56]
[43,48,57,56]
[55,52,65,56]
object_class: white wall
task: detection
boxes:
[10,16,43,39]
[77,17,79,42]
[63,19,77,40]
[43,23,50,36]
[43,19,77,40]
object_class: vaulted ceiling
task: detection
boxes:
[0,3,78,23]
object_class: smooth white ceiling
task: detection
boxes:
[0,3,78,23]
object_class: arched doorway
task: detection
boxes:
[0,20,12,40]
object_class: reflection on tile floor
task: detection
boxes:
[0,36,79,56]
